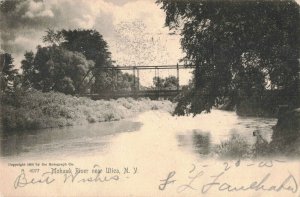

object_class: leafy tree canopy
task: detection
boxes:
[21,46,94,95]
[157,0,299,115]
[153,75,179,90]
[43,29,112,69]
[28,29,135,94]
[0,53,18,92]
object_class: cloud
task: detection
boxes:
[103,0,139,6]
[0,0,107,65]
[0,0,183,71]
[24,0,54,18]
[1,0,299,84]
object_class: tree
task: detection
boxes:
[21,46,94,95]
[42,29,63,46]
[116,72,136,91]
[59,29,112,67]
[157,0,299,115]
[153,76,165,89]
[21,51,35,88]
[164,76,179,90]
[43,29,114,93]
[40,29,139,93]
[0,53,18,92]
[153,75,179,90]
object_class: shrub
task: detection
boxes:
[216,133,252,159]
[2,90,174,133]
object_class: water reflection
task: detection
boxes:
[0,110,277,160]
[192,130,211,155]
[176,111,276,158]
[0,120,142,157]
[177,130,211,155]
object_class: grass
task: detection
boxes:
[1,90,174,133]
[215,133,253,159]
[214,132,300,159]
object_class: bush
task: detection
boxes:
[1,90,174,133]
[215,133,252,159]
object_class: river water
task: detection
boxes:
[1,110,276,159]
[2,110,300,197]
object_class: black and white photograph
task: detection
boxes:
[0,0,299,196]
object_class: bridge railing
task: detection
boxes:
[82,89,182,100]
[81,64,195,99]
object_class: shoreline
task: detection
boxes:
[1,90,175,134]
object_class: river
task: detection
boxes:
[2,110,300,197]
[1,110,276,159]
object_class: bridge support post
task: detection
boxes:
[176,64,179,92]
[114,69,117,91]
[137,68,140,91]
[157,67,160,98]
[133,67,136,91]
[133,66,138,98]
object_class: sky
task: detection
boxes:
[2,0,299,86]
[0,0,193,86]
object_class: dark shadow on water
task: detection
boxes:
[192,130,211,155]
[0,120,142,157]
[177,129,211,155]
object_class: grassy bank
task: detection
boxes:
[213,121,300,159]
[1,90,174,132]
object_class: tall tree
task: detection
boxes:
[21,51,35,88]
[21,46,94,94]
[157,0,299,115]
[0,53,18,92]
[59,29,112,66]
[43,29,114,93]
[42,29,63,46]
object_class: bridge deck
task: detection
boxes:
[83,90,181,100]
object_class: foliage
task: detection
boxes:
[93,71,137,92]
[20,51,34,88]
[153,75,179,90]
[43,29,111,63]
[216,133,252,159]
[0,53,19,92]
[271,108,300,146]
[42,28,63,46]
[59,29,112,68]
[1,90,174,132]
[157,0,299,115]
[42,28,136,93]
[21,46,94,94]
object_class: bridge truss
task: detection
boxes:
[84,64,196,99]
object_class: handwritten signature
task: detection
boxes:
[159,160,299,194]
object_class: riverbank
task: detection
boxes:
[268,108,300,157]
[1,90,174,133]
[224,107,300,158]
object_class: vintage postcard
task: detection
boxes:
[0,0,299,196]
